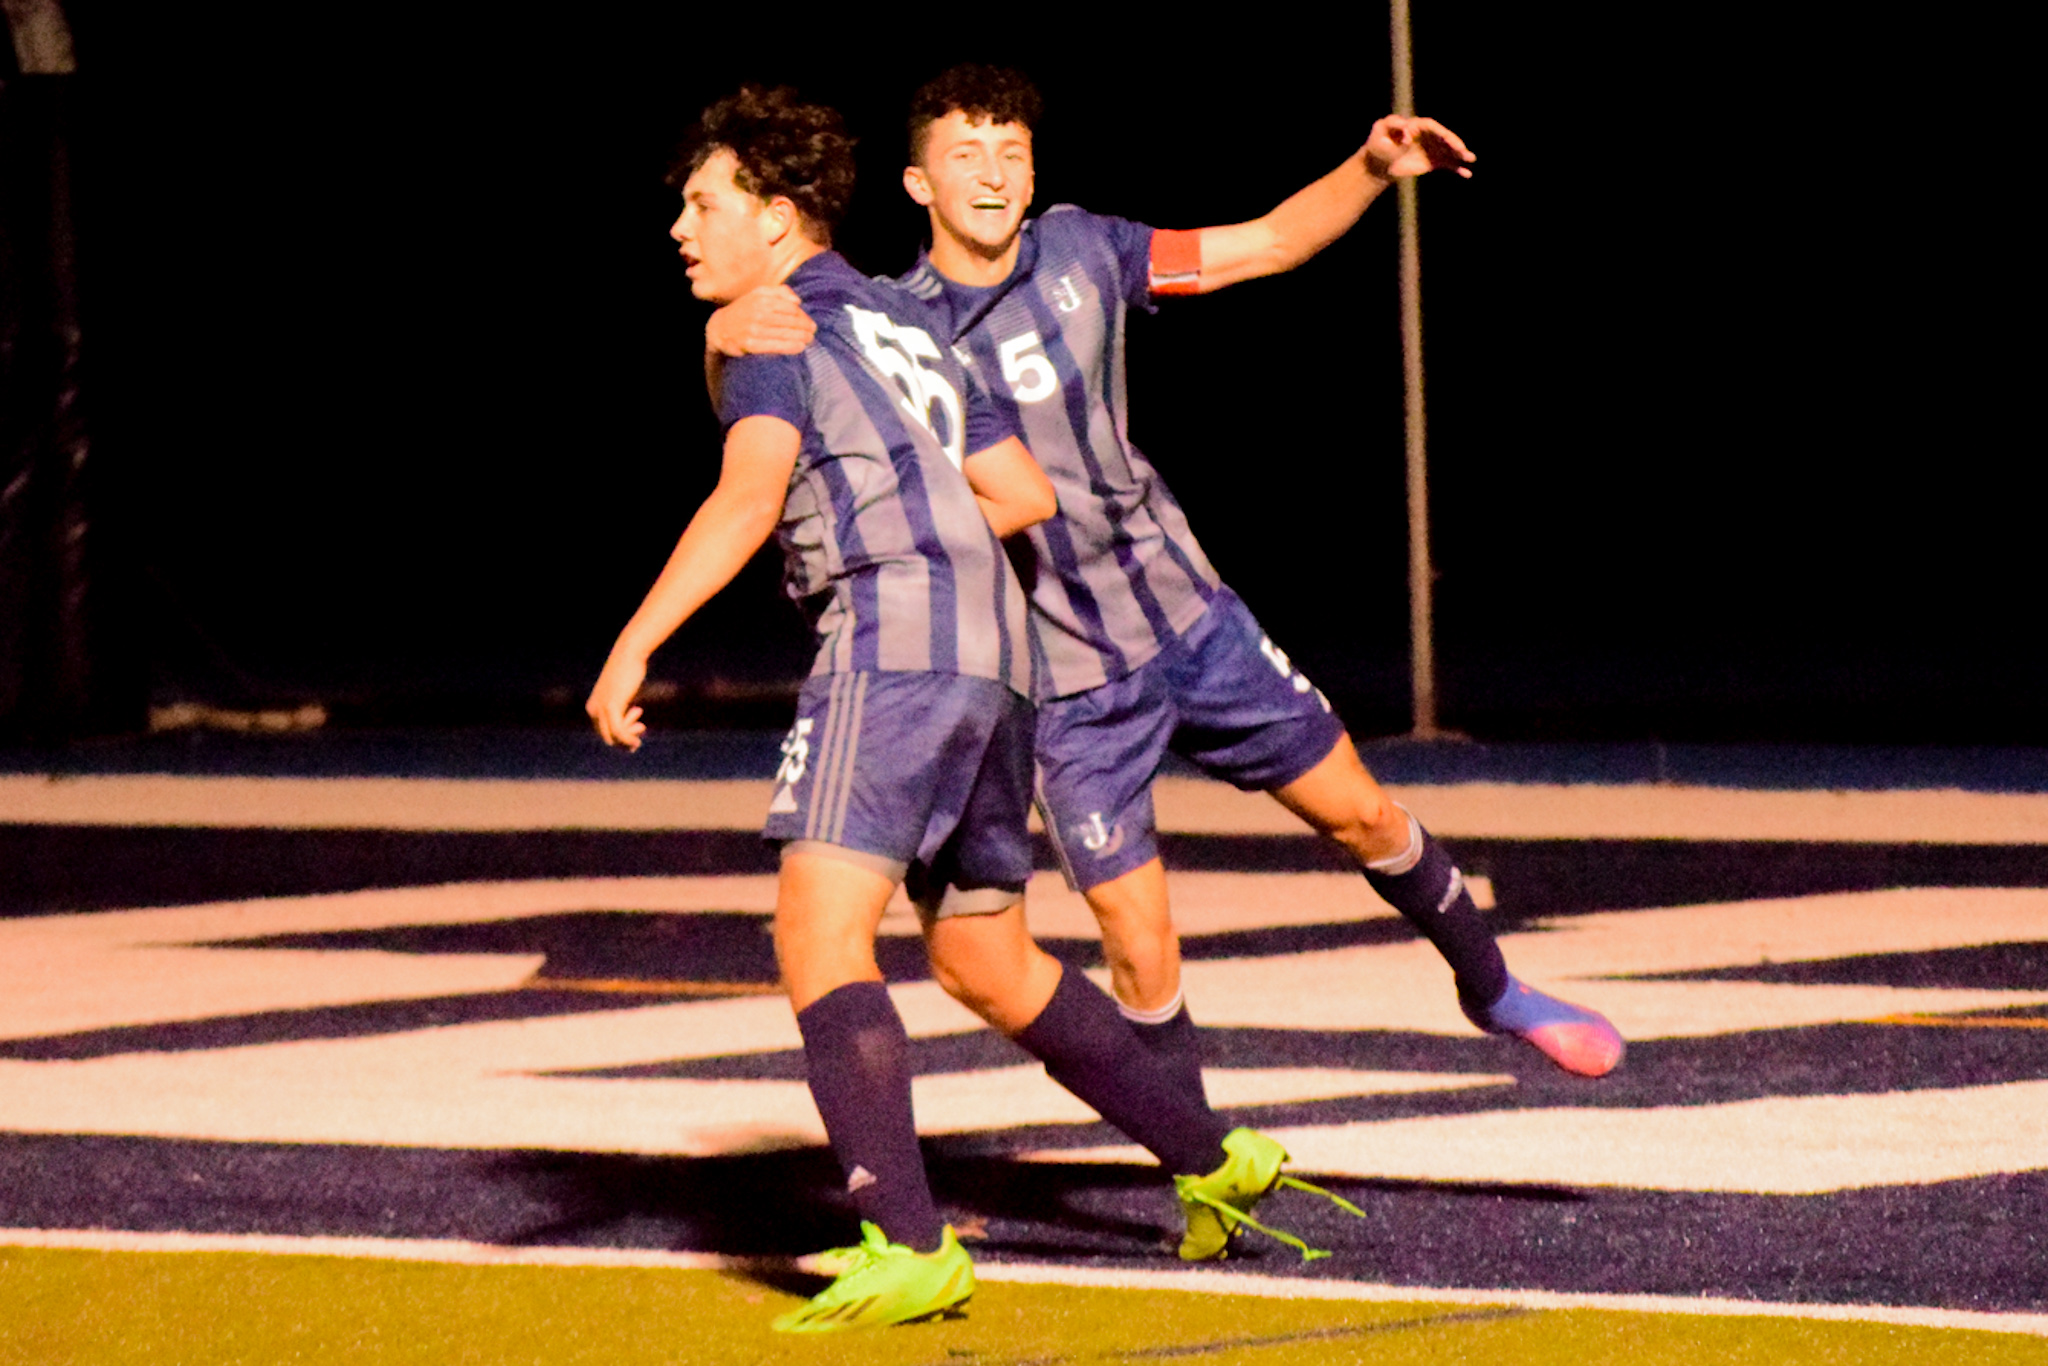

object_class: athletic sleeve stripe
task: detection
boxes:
[1148,228,1201,296]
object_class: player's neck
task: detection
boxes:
[925,225,1021,288]
[766,236,827,287]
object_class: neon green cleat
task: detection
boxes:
[772,1222,974,1333]
[1174,1127,1368,1262]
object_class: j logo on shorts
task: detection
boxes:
[1077,811,1125,857]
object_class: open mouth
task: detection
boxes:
[969,197,1008,211]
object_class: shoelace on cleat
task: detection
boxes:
[1276,1174,1369,1220]
[805,1224,893,1280]
[810,1242,872,1274]
[1175,1174,1370,1262]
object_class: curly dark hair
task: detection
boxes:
[668,86,857,244]
[906,65,1043,165]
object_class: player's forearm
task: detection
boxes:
[974,494,1047,540]
[1197,149,1390,292]
[964,437,1058,539]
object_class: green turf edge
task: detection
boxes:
[3,1248,2043,1366]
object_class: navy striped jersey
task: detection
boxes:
[899,206,1222,699]
[718,252,1034,697]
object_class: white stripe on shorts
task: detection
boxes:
[805,671,868,846]
[828,672,869,845]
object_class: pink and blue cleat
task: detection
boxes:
[1466,975,1625,1077]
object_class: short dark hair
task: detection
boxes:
[669,85,856,244]
[907,65,1043,166]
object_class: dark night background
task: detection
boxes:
[8,7,2039,744]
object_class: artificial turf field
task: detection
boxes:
[6,1246,2044,1366]
[5,736,2047,1360]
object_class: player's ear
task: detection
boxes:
[763,195,799,243]
[903,165,934,207]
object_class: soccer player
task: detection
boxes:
[590,87,1333,1333]
[707,67,1624,1104]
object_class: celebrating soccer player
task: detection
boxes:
[708,67,1625,1109]
[592,86,1342,1334]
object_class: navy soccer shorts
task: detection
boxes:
[1036,589,1345,892]
[764,670,1036,918]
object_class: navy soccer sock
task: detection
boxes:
[1361,809,1511,1013]
[1117,991,1209,1105]
[795,981,945,1252]
[1014,967,1232,1176]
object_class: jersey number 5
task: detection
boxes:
[846,305,965,468]
[998,331,1058,404]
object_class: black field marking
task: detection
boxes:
[206,910,1117,980]
[573,1015,2048,1127]
[218,908,1426,970]
[1193,1020,2048,1115]
[1633,942,2048,989]
[1112,1307,1529,1360]
[212,907,1422,969]
[216,912,794,984]
[958,1307,1530,1363]
[14,826,2048,920]
[0,826,779,916]
[0,988,694,1061]
[582,1027,1040,1081]
[2,1133,2041,1312]
[1176,919,1424,958]
[13,734,2048,792]
[1447,839,2048,922]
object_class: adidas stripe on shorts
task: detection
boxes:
[765,670,1036,918]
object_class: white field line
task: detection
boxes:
[3,1227,2041,1337]
[9,773,2048,844]
[975,1262,2048,1338]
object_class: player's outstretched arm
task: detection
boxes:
[1189,115,1475,294]
[586,415,799,749]
[963,436,1057,539]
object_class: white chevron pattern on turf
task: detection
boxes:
[2,874,2044,1191]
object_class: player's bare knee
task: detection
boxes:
[1322,785,1403,862]
[1312,808,1372,859]
[1360,788,1404,842]
[926,956,986,1012]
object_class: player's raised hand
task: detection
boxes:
[1364,116,1475,180]
[586,652,650,750]
[706,284,814,357]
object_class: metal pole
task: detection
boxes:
[1391,0,1438,738]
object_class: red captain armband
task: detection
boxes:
[1149,229,1202,296]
